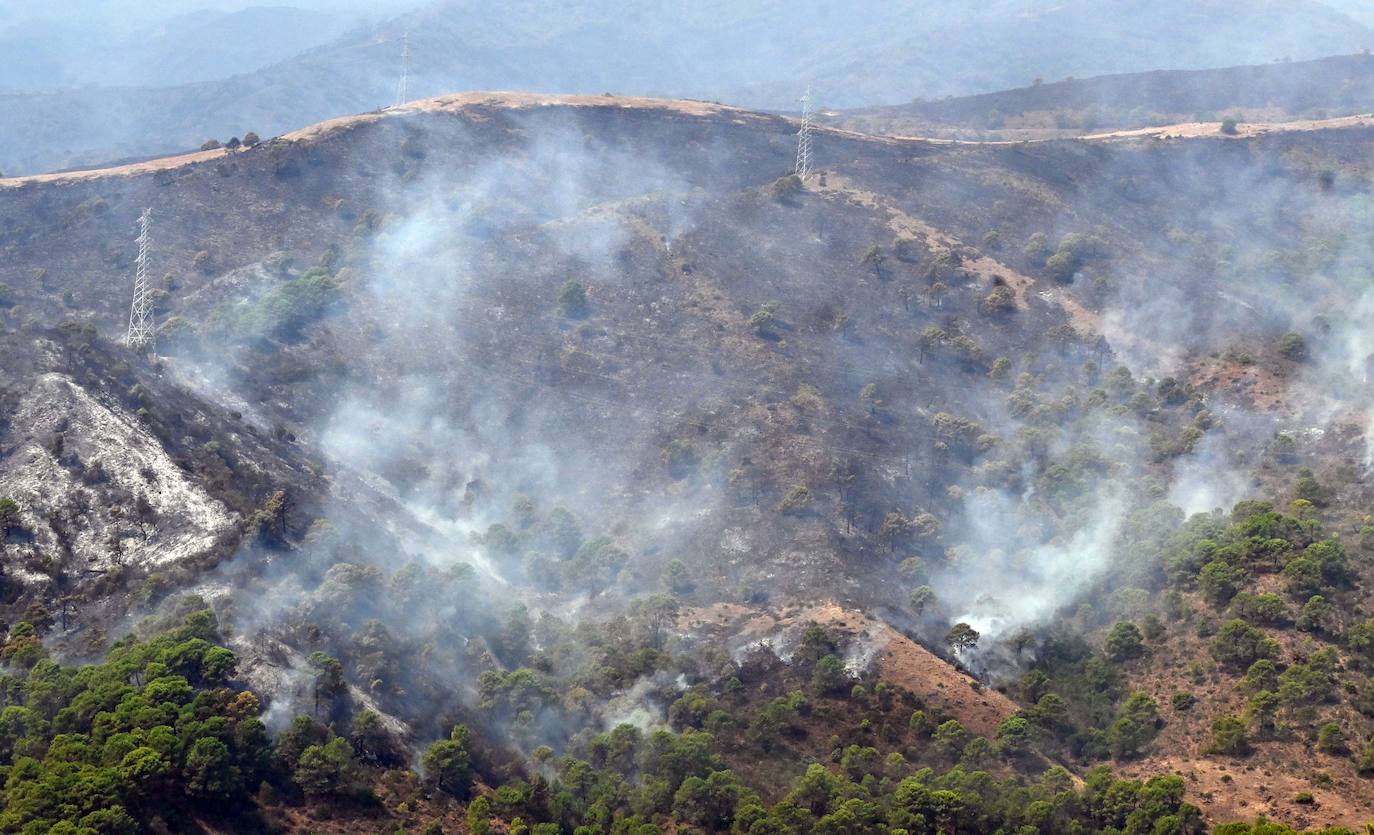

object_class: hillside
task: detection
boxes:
[5,93,1374,831]
[4,0,1374,176]
[833,53,1374,139]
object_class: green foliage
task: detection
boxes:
[1293,469,1328,506]
[810,655,850,696]
[1278,331,1307,361]
[777,483,812,515]
[1210,619,1280,669]
[423,725,474,798]
[1104,621,1145,662]
[1315,722,1347,754]
[661,440,698,480]
[945,622,980,655]
[1109,691,1161,758]
[0,611,269,832]
[660,559,694,595]
[1199,560,1245,606]
[1229,592,1287,626]
[558,280,590,318]
[995,716,1033,755]
[1347,619,1374,667]
[748,300,782,336]
[0,497,19,540]
[1296,595,1331,633]
[1207,716,1251,756]
[770,175,803,202]
[217,266,341,340]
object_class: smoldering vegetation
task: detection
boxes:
[6,97,1374,793]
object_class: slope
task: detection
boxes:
[5,92,1374,829]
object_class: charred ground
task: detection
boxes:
[3,93,1374,831]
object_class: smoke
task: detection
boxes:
[162,108,747,742]
[939,487,1126,644]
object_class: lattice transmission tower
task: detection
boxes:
[126,209,155,353]
[395,31,412,107]
[795,87,815,181]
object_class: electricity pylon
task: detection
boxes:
[126,209,155,353]
[795,87,815,181]
[395,31,411,107]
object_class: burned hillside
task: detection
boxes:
[5,93,1374,831]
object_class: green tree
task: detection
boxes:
[293,737,359,797]
[811,655,850,695]
[558,280,590,318]
[672,770,751,829]
[661,559,694,595]
[1198,560,1243,606]
[1316,722,1347,754]
[910,585,936,615]
[423,724,475,798]
[945,622,980,655]
[1278,332,1307,361]
[1296,595,1331,633]
[933,720,969,759]
[307,651,344,717]
[1207,716,1251,756]
[1105,621,1145,661]
[749,300,781,336]
[1348,619,1374,666]
[1210,619,1279,669]
[184,737,238,799]
[995,716,1033,755]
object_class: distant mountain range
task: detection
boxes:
[833,53,1374,138]
[1,0,1372,175]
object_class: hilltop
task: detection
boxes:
[5,92,1374,831]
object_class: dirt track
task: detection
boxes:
[4,90,1371,190]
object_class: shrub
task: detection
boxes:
[748,300,781,336]
[1316,723,1347,754]
[662,440,698,480]
[1045,250,1078,281]
[770,174,803,203]
[1358,739,1374,775]
[1206,716,1251,755]
[777,484,811,515]
[558,280,590,319]
[1220,118,1239,135]
[221,266,341,340]
[1278,332,1307,362]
